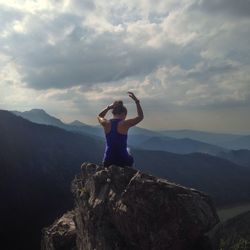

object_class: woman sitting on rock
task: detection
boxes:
[97,92,144,167]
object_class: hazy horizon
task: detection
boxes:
[1,1,250,133]
[4,107,250,135]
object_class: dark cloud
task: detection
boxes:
[187,62,239,83]
[2,11,175,90]
[195,0,250,18]
[20,38,169,90]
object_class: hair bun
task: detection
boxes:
[112,100,127,115]
[114,100,123,107]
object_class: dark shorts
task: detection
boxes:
[103,154,134,168]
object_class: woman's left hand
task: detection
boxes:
[127,91,139,102]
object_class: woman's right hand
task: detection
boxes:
[108,101,119,109]
[107,103,115,109]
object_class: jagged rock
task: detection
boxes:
[41,211,76,250]
[70,163,220,250]
[42,163,220,250]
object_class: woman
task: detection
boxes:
[97,92,144,167]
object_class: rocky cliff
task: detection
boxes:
[42,163,220,250]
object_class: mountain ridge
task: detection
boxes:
[138,136,227,155]
[0,110,104,250]
[12,109,65,127]
[12,108,250,153]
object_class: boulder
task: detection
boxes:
[71,163,219,250]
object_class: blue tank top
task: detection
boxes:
[103,119,133,166]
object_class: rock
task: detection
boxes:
[41,211,76,250]
[70,162,219,250]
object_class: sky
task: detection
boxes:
[0,0,250,133]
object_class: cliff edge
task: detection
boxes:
[42,162,220,250]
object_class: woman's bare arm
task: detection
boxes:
[98,106,111,118]
[123,92,144,127]
[97,105,112,125]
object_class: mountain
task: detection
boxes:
[137,136,227,155]
[66,120,102,137]
[13,109,65,127]
[2,109,250,249]
[12,109,103,138]
[160,129,244,148]
[13,109,233,155]
[0,110,104,250]
[69,120,88,127]
[11,109,173,144]
[127,126,174,147]
[3,109,250,207]
[129,125,164,136]
[42,163,220,250]
[220,135,250,150]
[217,149,250,168]
[12,110,250,150]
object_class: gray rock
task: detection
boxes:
[70,162,219,250]
[41,211,76,250]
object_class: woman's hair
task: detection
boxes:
[112,100,127,116]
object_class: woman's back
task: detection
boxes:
[103,118,132,167]
[105,119,128,151]
[97,92,144,167]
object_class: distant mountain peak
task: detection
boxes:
[12,108,65,127]
[28,108,47,114]
[69,120,86,127]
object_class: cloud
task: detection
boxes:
[0,6,172,90]
[0,0,250,132]
[0,0,201,91]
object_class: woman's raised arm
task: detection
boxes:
[97,104,113,125]
[123,92,144,127]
